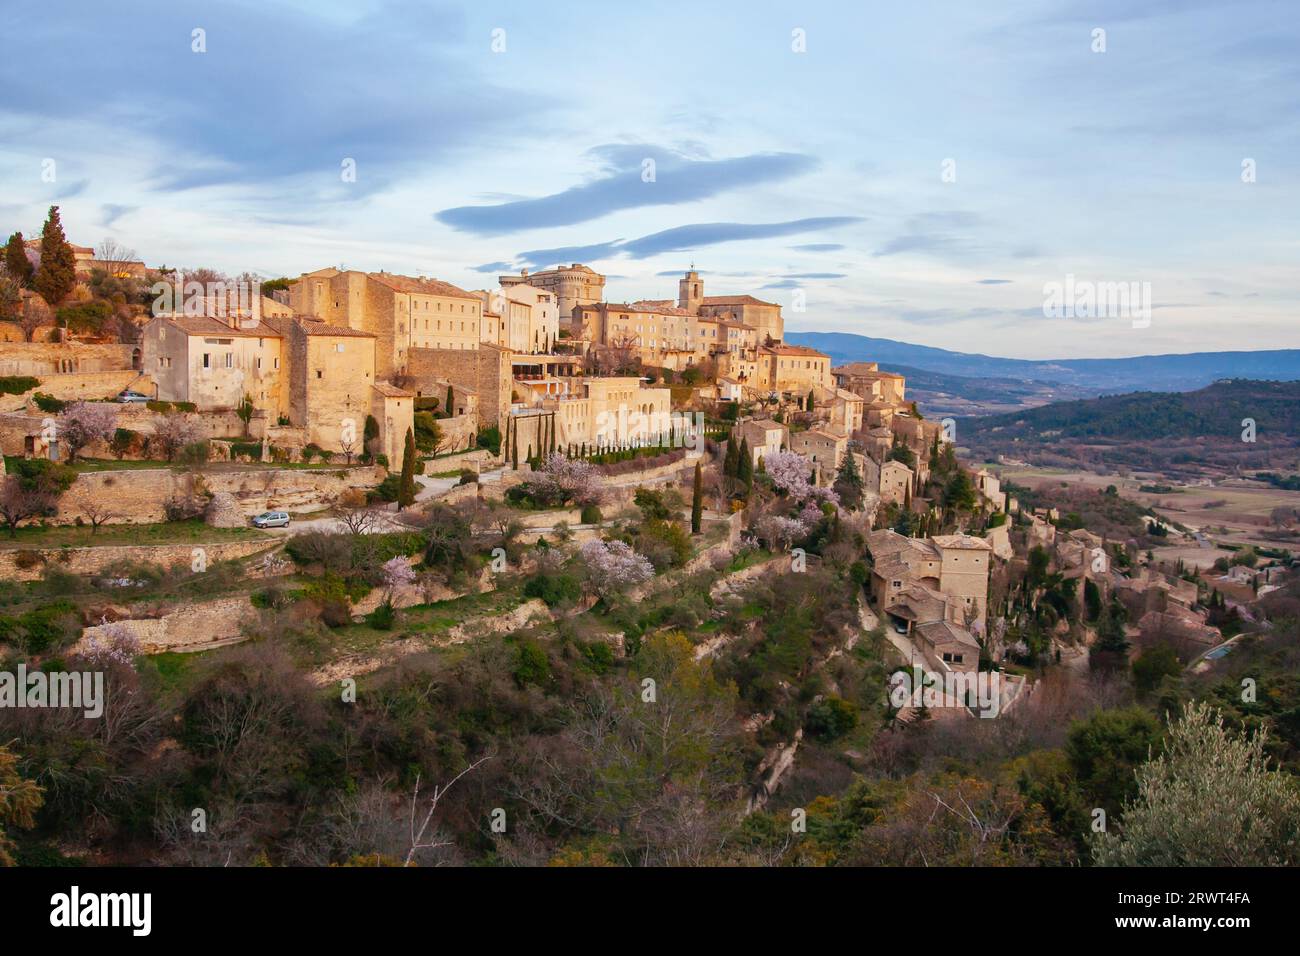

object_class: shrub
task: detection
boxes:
[365,601,396,631]
[523,571,582,608]
[512,639,551,687]
[369,474,401,503]
[580,504,602,525]
[476,424,501,456]
[806,696,858,740]
[0,376,39,396]
[32,393,66,414]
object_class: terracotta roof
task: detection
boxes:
[701,295,777,307]
[931,534,992,551]
[158,315,281,338]
[372,382,413,398]
[915,620,981,649]
[760,344,829,357]
[368,272,478,300]
[263,314,375,338]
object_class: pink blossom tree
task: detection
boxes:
[580,539,654,598]
[59,401,118,462]
[763,450,838,507]
[530,453,600,506]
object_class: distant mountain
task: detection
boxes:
[784,330,1300,394]
[957,379,1300,476]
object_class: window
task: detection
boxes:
[225,353,233,368]
[274,358,279,369]
[203,353,210,368]
[316,370,322,378]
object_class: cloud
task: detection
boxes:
[101,204,136,229]
[976,278,1013,284]
[471,261,516,274]
[790,243,845,252]
[435,145,818,235]
[516,217,861,269]
[780,272,846,279]
[0,1,547,198]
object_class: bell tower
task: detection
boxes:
[678,268,703,313]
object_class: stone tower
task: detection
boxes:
[678,270,703,313]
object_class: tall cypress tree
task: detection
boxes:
[445,384,455,417]
[4,232,33,286]
[33,206,76,306]
[736,438,753,490]
[723,436,738,478]
[398,428,417,509]
[511,423,519,469]
[691,462,703,534]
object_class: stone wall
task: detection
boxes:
[78,595,260,653]
[0,538,277,581]
[0,342,137,377]
[50,464,385,524]
[408,343,511,432]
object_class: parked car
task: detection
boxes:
[116,389,150,403]
[892,618,909,635]
[252,511,290,528]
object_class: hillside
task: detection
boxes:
[958,379,1300,476]
[785,330,1300,394]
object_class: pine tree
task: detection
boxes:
[4,232,33,286]
[33,206,76,306]
[397,428,417,510]
[691,462,703,534]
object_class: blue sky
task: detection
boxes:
[1,0,1297,359]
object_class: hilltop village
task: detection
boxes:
[0,207,1294,867]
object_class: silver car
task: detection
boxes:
[252,511,290,528]
[116,389,150,403]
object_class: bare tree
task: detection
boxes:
[18,294,50,342]
[82,500,123,534]
[149,413,200,461]
[95,239,138,275]
[405,754,492,866]
[0,478,54,538]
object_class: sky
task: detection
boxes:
[1,0,1297,360]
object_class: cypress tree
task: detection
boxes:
[806,389,815,412]
[737,438,753,489]
[34,206,76,306]
[511,423,519,469]
[4,232,33,285]
[445,384,454,417]
[691,462,703,534]
[398,428,417,509]
[724,436,738,477]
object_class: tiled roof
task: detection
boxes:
[915,620,980,649]
[368,272,478,300]
[760,344,830,357]
[931,534,992,551]
[159,315,281,338]
[263,314,375,338]
[372,382,413,398]
[701,295,777,307]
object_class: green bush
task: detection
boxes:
[580,504,602,525]
[369,474,401,503]
[512,639,551,688]
[523,572,582,608]
[476,424,501,456]
[0,376,39,396]
[365,601,396,631]
[33,392,66,414]
[56,300,112,334]
[805,696,858,740]
[146,399,196,413]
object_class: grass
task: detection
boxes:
[329,580,528,655]
[0,518,270,549]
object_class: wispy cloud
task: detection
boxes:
[517,217,861,269]
[435,145,818,235]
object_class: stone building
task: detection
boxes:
[142,313,286,416]
[289,269,484,378]
[500,263,605,327]
[789,427,846,476]
[736,418,787,466]
[867,529,991,633]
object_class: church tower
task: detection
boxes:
[678,269,703,313]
